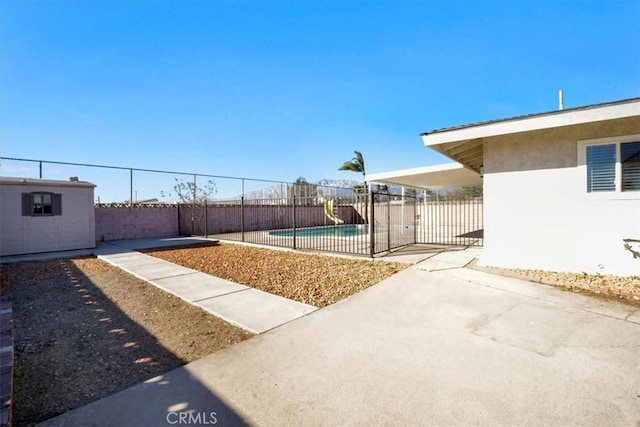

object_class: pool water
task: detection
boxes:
[269,224,368,237]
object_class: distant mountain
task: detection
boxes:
[236,178,360,200]
[315,178,361,188]
[229,178,425,201]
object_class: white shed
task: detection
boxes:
[0,177,96,256]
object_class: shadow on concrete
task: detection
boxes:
[1,257,247,426]
[457,228,484,239]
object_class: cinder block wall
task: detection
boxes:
[95,206,179,242]
[187,204,361,235]
[95,204,361,241]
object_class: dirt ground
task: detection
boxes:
[143,242,409,308]
[0,257,253,426]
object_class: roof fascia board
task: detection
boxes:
[422,101,640,146]
[0,177,97,188]
[365,163,463,182]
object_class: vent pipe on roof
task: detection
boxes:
[558,90,564,110]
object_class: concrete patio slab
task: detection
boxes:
[0,248,94,264]
[151,273,249,303]
[195,288,318,334]
[93,244,131,256]
[416,247,482,271]
[437,266,640,323]
[628,311,640,323]
[471,302,588,356]
[39,366,248,427]
[378,243,475,264]
[40,263,640,426]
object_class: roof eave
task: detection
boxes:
[421,98,640,147]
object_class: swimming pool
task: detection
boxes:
[269,224,368,237]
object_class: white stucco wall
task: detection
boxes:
[479,117,640,276]
[0,178,96,256]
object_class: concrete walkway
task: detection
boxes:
[1,237,318,334]
[40,248,640,426]
[95,239,318,334]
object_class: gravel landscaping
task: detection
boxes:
[143,242,409,308]
[473,263,640,305]
[0,257,253,426]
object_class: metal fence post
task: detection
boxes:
[413,195,417,244]
[129,169,133,207]
[387,194,391,251]
[292,195,297,250]
[177,204,182,236]
[192,174,196,235]
[369,190,375,258]
[204,197,208,238]
[39,161,43,179]
[241,196,245,242]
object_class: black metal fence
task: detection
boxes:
[179,193,430,256]
[417,195,483,246]
[179,193,376,255]
[2,156,483,256]
[177,191,482,255]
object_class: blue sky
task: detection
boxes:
[1,0,639,201]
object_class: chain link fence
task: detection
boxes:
[0,157,348,204]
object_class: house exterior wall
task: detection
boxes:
[0,180,96,256]
[480,117,640,276]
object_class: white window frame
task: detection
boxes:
[577,134,640,200]
[33,192,55,215]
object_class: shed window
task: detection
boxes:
[22,192,62,216]
[584,140,640,193]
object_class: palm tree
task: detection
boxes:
[338,150,366,190]
[339,150,368,223]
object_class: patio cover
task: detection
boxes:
[366,163,481,190]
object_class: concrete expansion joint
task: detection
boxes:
[623,311,640,324]
[420,266,464,273]
[462,258,478,268]
[192,287,250,303]
[149,271,199,280]
[454,274,639,324]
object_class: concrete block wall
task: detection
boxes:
[95,204,362,241]
[179,204,362,236]
[95,206,179,242]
